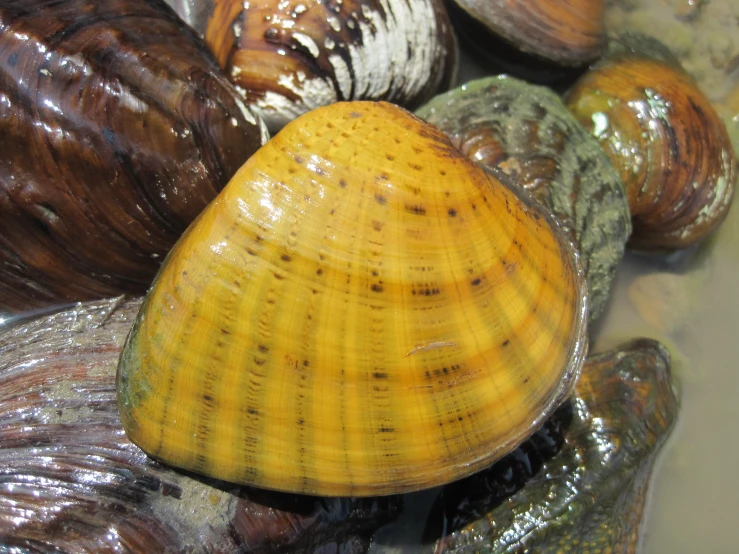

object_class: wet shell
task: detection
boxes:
[116,101,589,497]
[200,0,458,131]
[565,37,737,251]
[447,0,605,66]
[416,76,631,324]
[430,339,679,552]
[0,297,400,552]
[0,0,267,314]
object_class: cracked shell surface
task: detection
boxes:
[116,101,588,497]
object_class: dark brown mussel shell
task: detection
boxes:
[0,0,268,314]
[425,339,679,552]
[0,297,401,552]
[566,34,737,251]
[197,0,458,131]
[416,76,631,324]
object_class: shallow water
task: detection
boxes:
[598,200,739,553]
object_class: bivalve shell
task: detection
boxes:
[0,0,267,313]
[117,101,588,496]
[565,36,736,251]
[202,0,458,131]
[447,0,605,66]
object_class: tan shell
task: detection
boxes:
[117,101,588,497]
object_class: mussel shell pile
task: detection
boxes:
[1,0,735,550]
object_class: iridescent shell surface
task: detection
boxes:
[417,76,631,324]
[566,37,737,251]
[117,101,588,497]
[447,0,605,66]
[200,0,458,130]
[0,0,267,313]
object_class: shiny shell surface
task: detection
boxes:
[417,76,631,324]
[202,0,458,131]
[117,101,588,497]
[0,0,267,313]
[430,339,679,552]
[447,0,605,66]
[0,297,400,552]
[566,41,737,251]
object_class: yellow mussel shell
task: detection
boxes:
[116,101,588,497]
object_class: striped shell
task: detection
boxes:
[117,101,588,496]
[201,0,458,131]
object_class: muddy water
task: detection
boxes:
[597,201,739,553]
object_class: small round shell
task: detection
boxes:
[416,76,631,324]
[117,101,588,497]
[565,39,736,251]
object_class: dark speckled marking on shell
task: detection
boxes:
[0,297,401,552]
[417,76,631,324]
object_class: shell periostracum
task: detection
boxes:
[0,0,267,313]
[447,0,605,66]
[201,0,458,131]
[416,76,631,324]
[117,101,588,497]
[565,37,737,251]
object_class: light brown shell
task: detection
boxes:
[117,101,588,497]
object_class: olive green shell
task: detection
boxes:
[416,76,631,323]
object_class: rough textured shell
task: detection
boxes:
[416,76,631,324]
[447,0,605,66]
[566,42,736,251]
[202,0,458,130]
[117,101,588,497]
[0,0,267,313]
[0,298,399,552]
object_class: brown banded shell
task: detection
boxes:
[116,101,589,497]
[447,0,605,66]
[416,76,631,324]
[200,0,458,131]
[0,0,267,314]
[565,37,737,251]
